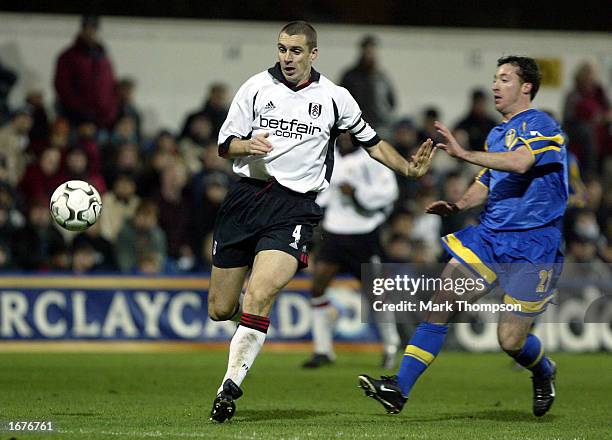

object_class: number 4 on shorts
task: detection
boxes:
[290,225,302,249]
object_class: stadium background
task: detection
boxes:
[0,5,611,439]
[0,9,610,348]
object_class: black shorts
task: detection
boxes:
[317,228,384,279]
[212,177,323,269]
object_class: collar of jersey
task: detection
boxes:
[502,107,535,124]
[268,62,321,91]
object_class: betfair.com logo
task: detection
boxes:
[260,116,322,140]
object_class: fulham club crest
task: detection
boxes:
[308,102,322,119]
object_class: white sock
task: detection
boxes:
[311,296,335,358]
[217,324,266,394]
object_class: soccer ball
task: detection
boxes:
[50,180,102,231]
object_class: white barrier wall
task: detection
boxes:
[0,13,610,136]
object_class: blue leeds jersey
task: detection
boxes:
[475,109,568,231]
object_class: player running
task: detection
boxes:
[359,56,567,417]
[208,21,435,422]
[302,133,401,370]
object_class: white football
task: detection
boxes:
[50,180,102,232]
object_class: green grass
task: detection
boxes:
[0,351,610,439]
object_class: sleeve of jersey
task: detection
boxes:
[337,88,380,147]
[353,164,398,211]
[217,80,255,157]
[475,167,490,188]
[513,129,565,167]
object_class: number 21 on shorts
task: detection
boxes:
[290,225,302,249]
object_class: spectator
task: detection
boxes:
[103,141,141,187]
[563,210,611,281]
[153,129,179,155]
[25,89,50,155]
[72,221,117,271]
[74,120,103,174]
[385,234,412,263]
[192,170,231,267]
[59,146,107,194]
[117,77,142,143]
[180,116,213,175]
[115,200,166,273]
[0,204,15,269]
[108,114,139,149]
[18,147,63,209]
[393,118,419,160]
[409,238,436,264]
[0,105,34,187]
[137,144,175,198]
[385,210,414,241]
[152,158,195,271]
[99,172,140,243]
[137,251,164,274]
[417,106,442,144]
[71,242,97,274]
[29,117,71,158]
[454,89,498,151]
[12,197,67,270]
[180,83,229,140]
[0,182,25,229]
[54,15,119,130]
[0,58,17,124]
[562,62,611,174]
[340,35,396,137]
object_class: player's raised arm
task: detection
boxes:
[366,138,435,178]
[435,120,534,174]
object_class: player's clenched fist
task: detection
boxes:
[247,132,273,155]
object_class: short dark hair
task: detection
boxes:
[81,15,99,29]
[471,88,486,102]
[279,21,317,51]
[497,55,541,100]
[360,35,378,49]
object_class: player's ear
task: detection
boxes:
[310,47,318,62]
[521,82,532,97]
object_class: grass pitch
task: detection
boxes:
[0,349,610,439]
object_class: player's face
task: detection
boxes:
[277,32,318,86]
[492,63,531,116]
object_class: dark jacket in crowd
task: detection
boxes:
[54,37,118,129]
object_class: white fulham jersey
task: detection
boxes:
[218,63,380,193]
[317,146,398,234]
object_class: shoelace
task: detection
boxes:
[532,378,552,398]
[381,375,399,385]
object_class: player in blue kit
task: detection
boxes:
[359,56,567,417]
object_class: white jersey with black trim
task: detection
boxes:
[317,147,398,234]
[218,63,380,194]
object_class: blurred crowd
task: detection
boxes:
[0,17,610,275]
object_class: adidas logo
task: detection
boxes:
[263,101,276,111]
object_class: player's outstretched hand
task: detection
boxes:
[407,138,435,178]
[248,132,273,155]
[434,121,466,160]
[426,200,459,217]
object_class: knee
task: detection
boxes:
[498,332,526,353]
[208,300,236,322]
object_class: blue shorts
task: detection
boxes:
[441,224,564,316]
